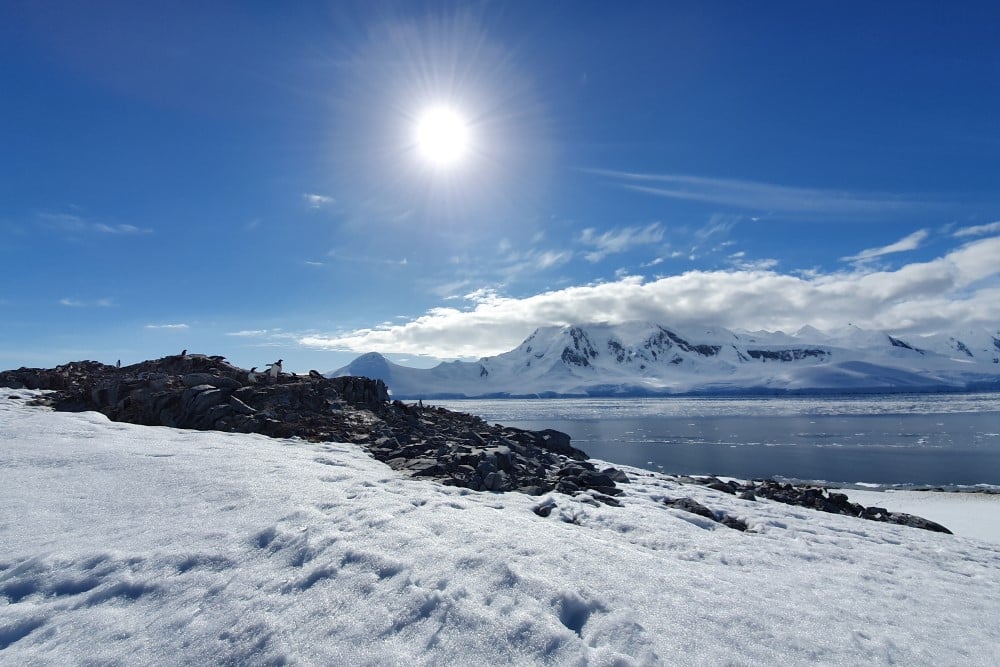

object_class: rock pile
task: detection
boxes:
[662,497,749,532]
[668,475,953,534]
[0,355,627,504]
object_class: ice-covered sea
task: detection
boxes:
[437,393,1000,489]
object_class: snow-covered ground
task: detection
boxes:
[3,390,1000,665]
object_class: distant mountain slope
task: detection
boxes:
[329,323,1000,398]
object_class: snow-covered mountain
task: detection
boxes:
[329,322,1000,398]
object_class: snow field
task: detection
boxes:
[2,391,1000,665]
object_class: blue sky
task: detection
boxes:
[2,1,999,372]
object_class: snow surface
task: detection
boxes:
[3,391,1000,665]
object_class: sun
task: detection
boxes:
[414,106,470,168]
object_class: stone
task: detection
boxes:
[578,471,615,489]
[706,481,736,494]
[182,373,241,390]
[601,467,631,484]
[888,513,952,534]
[719,515,748,531]
[532,499,557,517]
[664,497,716,520]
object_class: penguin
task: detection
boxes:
[180,349,188,358]
[116,360,121,368]
[267,359,283,382]
[247,367,261,385]
[308,370,323,380]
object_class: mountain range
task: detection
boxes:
[329,322,1000,398]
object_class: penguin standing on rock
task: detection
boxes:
[247,367,261,385]
[267,359,283,383]
[308,370,323,380]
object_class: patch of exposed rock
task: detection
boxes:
[0,355,627,504]
[666,475,952,534]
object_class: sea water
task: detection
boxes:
[436,393,1000,488]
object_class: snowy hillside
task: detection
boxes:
[331,322,1000,398]
[3,392,1000,665]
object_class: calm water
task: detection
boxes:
[436,394,1000,488]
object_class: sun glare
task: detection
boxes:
[415,106,470,168]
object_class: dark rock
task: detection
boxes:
[706,481,736,494]
[578,471,615,489]
[665,496,747,531]
[556,479,581,495]
[888,513,952,534]
[590,493,623,507]
[664,497,716,520]
[675,476,952,534]
[719,515,748,531]
[602,467,631,484]
[533,498,557,517]
[182,373,242,390]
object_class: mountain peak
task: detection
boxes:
[332,321,1000,398]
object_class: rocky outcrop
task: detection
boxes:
[663,497,749,531]
[668,475,952,534]
[0,355,625,503]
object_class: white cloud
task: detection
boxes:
[304,193,335,209]
[535,250,572,270]
[840,229,929,263]
[144,323,189,330]
[327,249,408,266]
[497,247,571,279]
[591,170,927,216]
[954,221,1000,238]
[59,298,114,308]
[300,236,1000,359]
[728,254,780,271]
[579,222,664,262]
[41,212,151,235]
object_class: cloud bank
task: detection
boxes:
[301,236,1000,359]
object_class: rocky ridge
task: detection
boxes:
[0,354,625,505]
[661,475,952,533]
[1,354,952,532]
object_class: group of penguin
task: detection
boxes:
[246,359,325,385]
[169,350,322,385]
[247,360,283,385]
